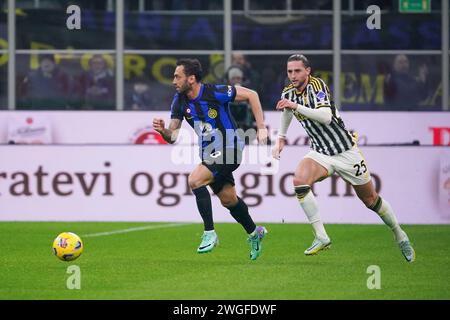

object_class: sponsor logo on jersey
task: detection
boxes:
[199,122,213,134]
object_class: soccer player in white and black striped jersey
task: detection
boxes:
[272,54,415,262]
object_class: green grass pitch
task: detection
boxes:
[0,222,449,300]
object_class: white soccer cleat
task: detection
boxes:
[304,237,331,255]
[399,240,416,263]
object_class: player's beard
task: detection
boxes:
[178,80,192,95]
[293,78,307,90]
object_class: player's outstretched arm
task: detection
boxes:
[234,86,268,144]
[276,99,332,125]
[152,118,182,144]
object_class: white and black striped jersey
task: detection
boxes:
[281,76,355,156]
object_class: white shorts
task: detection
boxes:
[305,147,372,186]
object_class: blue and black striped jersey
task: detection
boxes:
[170,83,245,160]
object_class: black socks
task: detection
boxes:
[193,187,256,234]
[192,186,214,231]
[228,197,256,234]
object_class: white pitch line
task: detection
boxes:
[82,223,192,238]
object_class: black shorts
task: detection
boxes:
[201,148,243,194]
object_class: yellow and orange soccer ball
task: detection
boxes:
[52,232,83,261]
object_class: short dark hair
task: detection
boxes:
[176,58,203,82]
[287,54,311,69]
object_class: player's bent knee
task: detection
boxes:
[221,198,238,208]
[188,176,205,190]
[365,194,382,211]
[357,190,379,208]
[293,176,310,186]
[294,185,311,201]
[219,194,238,208]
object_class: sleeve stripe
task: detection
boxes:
[311,78,332,104]
[318,78,328,92]
[310,78,318,91]
[310,79,320,92]
[310,78,323,92]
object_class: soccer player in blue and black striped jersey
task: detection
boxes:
[153,58,268,260]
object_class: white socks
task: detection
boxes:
[295,184,407,244]
[296,188,329,240]
[372,197,408,243]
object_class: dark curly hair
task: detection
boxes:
[176,58,203,82]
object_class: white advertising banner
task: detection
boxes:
[0,145,449,224]
[6,114,53,144]
[0,111,449,146]
[440,154,450,215]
